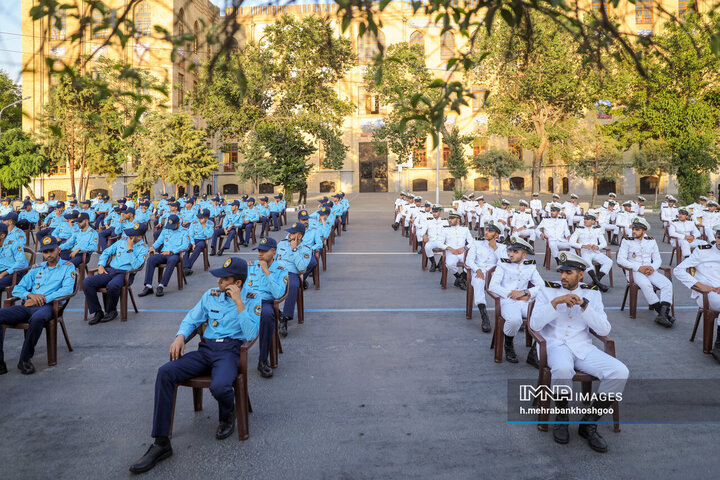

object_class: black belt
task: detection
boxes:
[203,338,241,344]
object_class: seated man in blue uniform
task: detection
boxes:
[183,209,213,276]
[239,197,259,247]
[296,209,323,290]
[128,257,261,474]
[269,195,283,231]
[138,214,190,298]
[19,201,40,228]
[256,197,270,235]
[246,237,288,378]
[276,222,312,337]
[0,223,29,291]
[78,200,96,225]
[0,236,76,375]
[59,212,98,267]
[84,223,149,324]
[36,201,66,239]
[2,212,27,247]
[209,200,242,256]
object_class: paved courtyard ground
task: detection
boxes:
[1,192,718,479]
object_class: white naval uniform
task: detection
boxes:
[464,200,479,225]
[529,199,543,221]
[394,198,405,211]
[668,219,707,258]
[568,225,613,274]
[536,217,571,259]
[488,258,543,336]
[465,240,508,306]
[617,234,673,305]
[614,210,634,238]
[492,207,512,234]
[414,210,435,240]
[511,209,535,239]
[636,205,645,216]
[423,218,449,258]
[395,202,417,226]
[597,208,619,237]
[661,206,678,223]
[530,283,629,393]
[563,202,583,228]
[440,224,474,276]
[674,243,720,324]
[477,203,493,229]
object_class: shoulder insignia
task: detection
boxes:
[247,280,253,287]
[501,258,511,263]
[64,261,73,266]
[672,219,678,222]
[624,236,633,240]
[276,266,284,270]
[581,284,598,290]
[209,289,221,296]
[246,292,256,299]
[593,225,601,228]
[71,271,77,279]
[523,259,536,265]
[443,225,450,228]
[698,244,712,250]
[645,236,654,240]
[544,281,561,288]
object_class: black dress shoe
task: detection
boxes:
[129,443,173,473]
[100,310,118,323]
[138,286,153,297]
[553,417,570,444]
[257,360,273,378]
[303,279,309,290]
[210,247,216,256]
[216,412,236,440]
[156,285,164,297]
[342,225,346,231]
[218,248,225,256]
[526,344,540,369]
[88,311,104,325]
[578,423,608,452]
[184,268,193,276]
[279,319,288,337]
[0,360,7,375]
[17,360,35,375]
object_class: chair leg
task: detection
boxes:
[297,285,304,324]
[83,298,89,322]
[613,400,621,433]
[237,376,250,441]
[129,288,139,313]
[465,282,473,320]
[44,320,58,366]
[621,285,629,311]
[58,317,73,352]
[690,310,702,342]
[313,266,320,290]
[703,312,717,354]
[192,387,203,411]
[120,286,128,322]
[270,317,279,369]
[629,285,638,319]
[493,317,505,363]
[177,263,184,290]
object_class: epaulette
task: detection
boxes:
[501,258,511,263]
[31,263,41,269]
[443,225,450,228]
[64,261,73,266]
[593,225,601,228]
[698,244,712,250]
[246,292,256,299]
[544,280,561,288]
[645,236,654,240]
[523,259,536,265]
[624,236,633,240]
[209,289,221,296]
[276,265,284,270]
[672,219,679,222]
[581,284,598,290]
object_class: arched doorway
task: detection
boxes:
[474,177,489,191]
[640,176,659,195]
[597,179,616,196]
[412,178,428,192]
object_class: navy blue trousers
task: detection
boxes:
[258,216,268,234]
[93,213,106,230]
[152,339,242,437]
[83,267,134,314]
[304,253,318,280]
[60,251,91,267]
[0,271,24,291]
[98,228,114,251]
[144,254,180,287]
[0,304,54,362]
[210,228,237,250]
[240,222,253,244]
[183,240,206,269]
[282,272,300,318]
[341,211,348,225]
[270,212,279,229]
[258,300,275,363]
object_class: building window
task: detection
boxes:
[443,178,456,191]
[51,11,66,40]
[357,30,385,65]
[177,73,184,106]
[135,2,151,36]
[409,31,424,52]
[359,87,382,114]
[50,163,67,175]
[320,181,336,193]
[591,0,609,13]
[509,177,525,191]
[471,85,487,113]
[223,184,238,195]
[412,179,428,191]
[636,1,653,24]
[473,137,488,157]
[412,139,427,168]
[177,9,185,36]
[442,143,450,167]
[474,177,489,191]
[508,137,522,160]
[678,0,693,17]
[440,32,455,61]
[224,143,238,172]
[193,21,199,54]
[92,10,110,39]
[259,183,275,194]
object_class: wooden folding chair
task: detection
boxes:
[312,250,320,290]
[619,257,674,319]
[690,282,720,355]
[668,237,683,266]
[573,247,614,288]
[527,325,620,433]
[169,325,257,441]
[217,229,240,253]
[465,263,492,319]
[0,247,36,306]
[83,262,145,322]
[3,269,79,366]
[486,267,534,363]
[296,270,305,324]
[157,250,189,291]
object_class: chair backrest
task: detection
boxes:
[24,247,36,265]
[56,269,81,317]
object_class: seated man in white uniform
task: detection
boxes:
[536,204,571,265]
[614,201,635,240]
[413,202,435,254]
[465,221,507,332]
[563,194,584,230]
[464,193,479,230]
[545,194,561,217]
[602,192,617,209]
[476,196,493,234]
[530,252,629,452]
[423,205,449,272]
[511,200,535,240]
[668,207,707,260]
[441,211,474,290]
[597,201,619,245]
[529,192,543,224]
[617,217,675,327]
[674,224,720,363]
[492,199,512,235]
[488,237,543,363]
[660,196,679,224]
[568,212,612,292]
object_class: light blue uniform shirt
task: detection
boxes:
[153,228,190,254]
[52,221,78,240]
[176,288,261,342]
[179,208,197,225]
[99,239,149,270]
[93,201,111,213]
[33,202,49,214]
[0,240,28,274]
[301,226,324,251]
[241,207,260,223]
[12,260,76,303]
[209,204,223,218]
[19,210,40,224]
[59,228,98,252]
[222,211,243,228]
[242,261,288,302]
[275,239,312,274]
[0,205,12,216]
[114,219,137,236]
[134,209,152,225]
[6,227,26,247]
[256,204,269,217]
[189,221,213,240]
[269,202,282,213]
[47,199,59,208]
[78,207,96,223]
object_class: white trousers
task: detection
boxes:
[424,240,444,259]
[548,344,629,395]
[674,237,708,258]
[445,252,465,276]
[600,223,619,236]
[548,239,571,258]
[471,269,489,305]
[501,298,529,336]
[580,249,613,275]
[629,270,673,305]
[513,228,534,239]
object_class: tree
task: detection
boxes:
[471,148,523,196]
[0,69,21,133]
[191,15,354,203]
[631,139,674,207]
[235,133,277,193]
[0,128,51,199]
[609,12,720,204]
[444,127,473,190]
[131,112,217,197]
[472,12,598,193]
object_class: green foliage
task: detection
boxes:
[471,148,523,196]
[0,128,50,197]
[610,13,720,204]
[0,70,22,132]
[255,121,316,198]
[631,139,674,205]
[452,186,468,201]
[444,127,472,183]
[131,112,217,196]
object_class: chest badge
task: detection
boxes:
[212,320,219,327]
